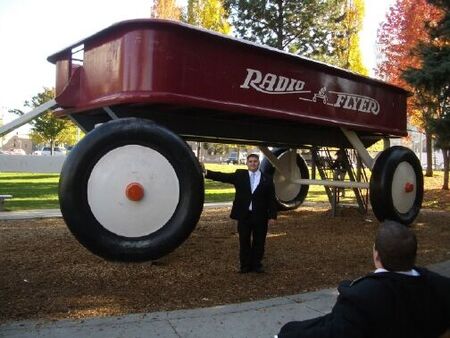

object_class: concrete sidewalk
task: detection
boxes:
[0,202,234,220]
[0,288,337,338]
[0,201,331,220]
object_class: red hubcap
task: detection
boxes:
[126,182,145,201]
[404,182,414,193]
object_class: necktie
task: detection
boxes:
[251,172,256,193]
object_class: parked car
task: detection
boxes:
[33,147,66,156]
[226,151,247,164]
[1,148,26,155]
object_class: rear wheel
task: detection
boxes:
[370,146,423,225]
[59,118,204,261]
[260,148,309,211]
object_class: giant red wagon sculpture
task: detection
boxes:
[35,19,423,261]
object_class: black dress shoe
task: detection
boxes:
[239,266,252,273]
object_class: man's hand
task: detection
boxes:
[268,219,276,226]
[199,162,207,176]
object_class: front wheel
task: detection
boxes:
[59,118,204,261]
[369,146,423,225]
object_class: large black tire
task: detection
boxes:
[260,148,309,211]
[59,118,204,261]
[370,146,423,225]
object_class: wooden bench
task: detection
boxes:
[0,194,12,211]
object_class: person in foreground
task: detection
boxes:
[203,154,277,273]
[276,220,450,338]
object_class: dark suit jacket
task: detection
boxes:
[278,267,450,338]
[206,169,277,223]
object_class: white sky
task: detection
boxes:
[0,0,395,128]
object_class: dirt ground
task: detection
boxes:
[1,205,450,323]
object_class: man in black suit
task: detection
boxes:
[204,153,277,273]
[276,220,450,338]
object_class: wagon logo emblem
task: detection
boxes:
[240,69,380,115]
[300,86,381,115]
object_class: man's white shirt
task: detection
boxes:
[248,170,261,211]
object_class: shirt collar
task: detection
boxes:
[374,268,420,276]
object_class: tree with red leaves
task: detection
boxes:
[376,0,442,177]
[403,0,450,190]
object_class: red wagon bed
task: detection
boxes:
[48,19,408,149]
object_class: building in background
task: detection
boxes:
[391,124,444,170]
[1,133,33,155]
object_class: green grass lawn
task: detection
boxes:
[0,165,446,211]
[0,173,60,210]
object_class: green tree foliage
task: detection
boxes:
[9,88,81,154]
[224,0,341,53]
[336,0,367,75]
[223,0,366,74]
[184,0,231,34]
[150,0,182,20]
[201,142,229,156]
[402,0,450,189]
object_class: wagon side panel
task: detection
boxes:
[51,21,407,137]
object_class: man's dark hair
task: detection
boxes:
[247,153,259,160]
[375,220,417,271]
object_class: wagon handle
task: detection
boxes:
[0,99,59,137]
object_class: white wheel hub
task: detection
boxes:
[273,150,302,202]
[391,161,416,214]
[87,145,180,237]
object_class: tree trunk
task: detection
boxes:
[443,149,449,190]
[50,140,54,156]
[276,0,284,49]
[196,142,201,161]
[425,131,433,177]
